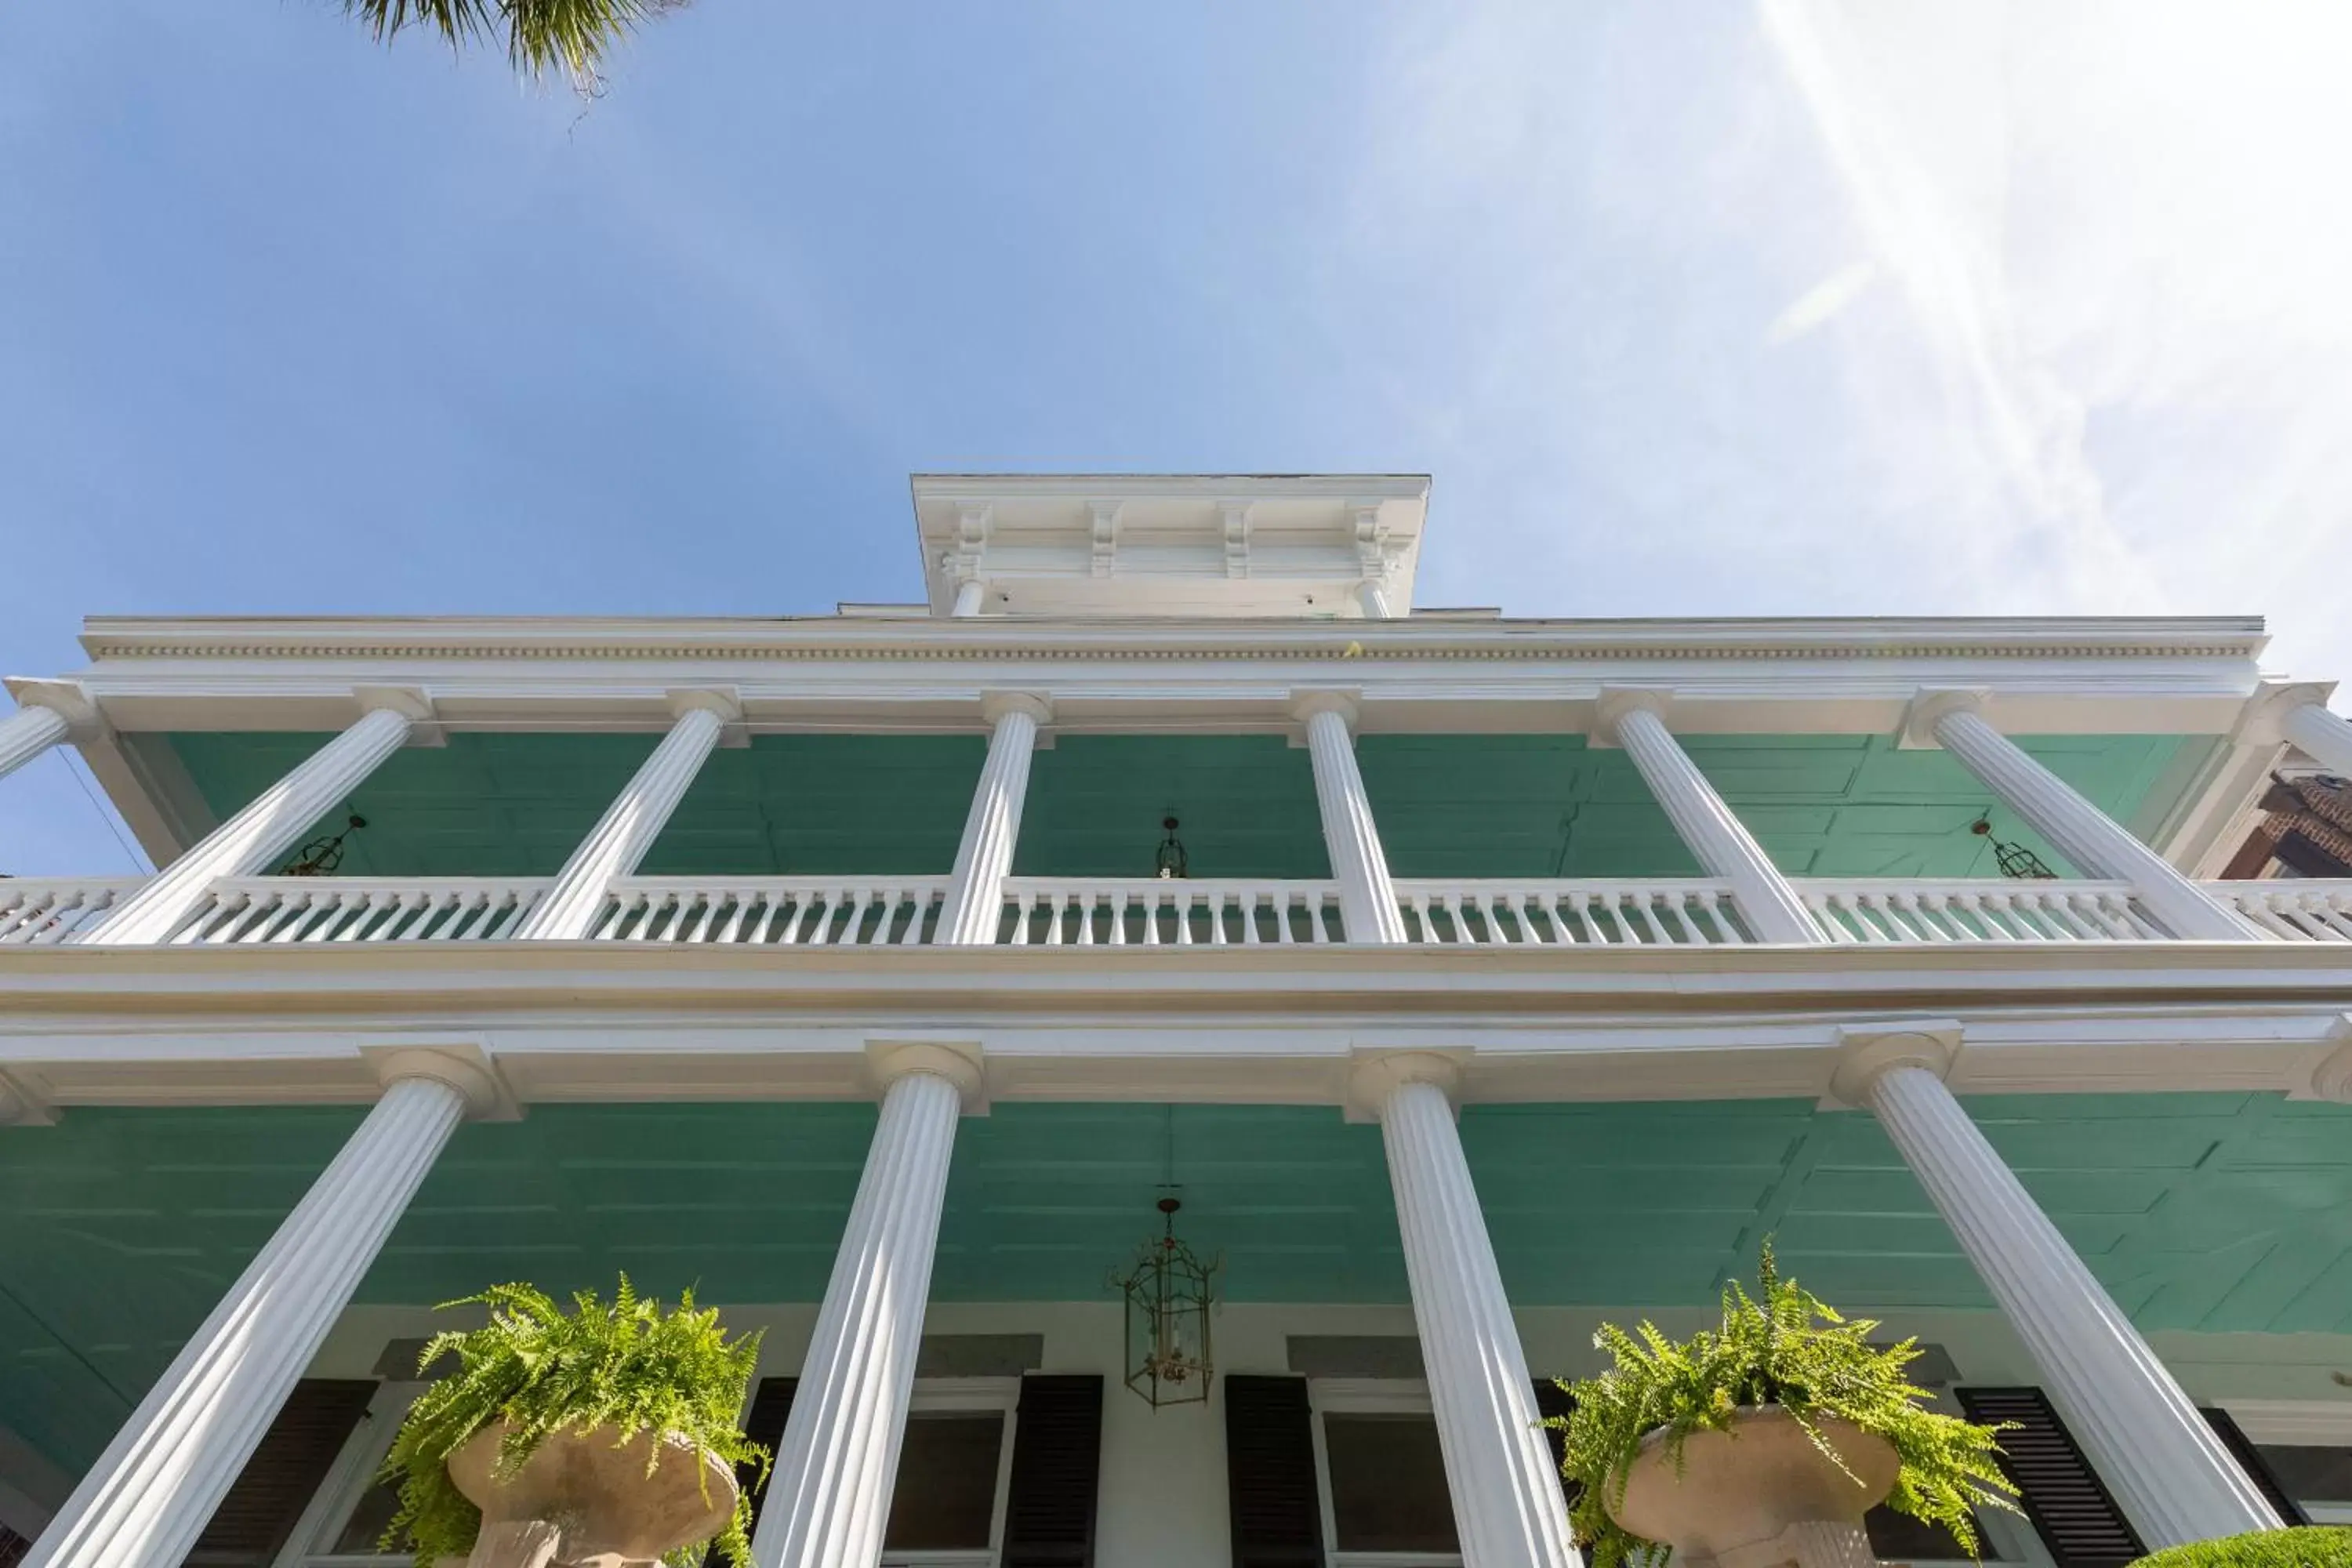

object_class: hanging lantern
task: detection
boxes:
[281,814,367,877]
[1154,814,1189,880]
[1970,815,2056,880]
[1110,1197,1218,1407]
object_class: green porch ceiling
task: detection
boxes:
[162,730,2209,882]
[4,1094,2350,1473]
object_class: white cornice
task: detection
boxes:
[68,613,2267,666]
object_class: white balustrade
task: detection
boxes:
[1798,879,2162,944]
[2208,880,2352,942]
[597,878,950,946]
[0,879,144,946]
[20,872,2352,950]
[996,877,1346,946]
[169,878,547,945]
[1392,879,1750,946]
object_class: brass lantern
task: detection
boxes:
[1970,814,2056,880]
[1111,1197,1218,1407]
[1154,814,1189,880]
[281,815,366,877]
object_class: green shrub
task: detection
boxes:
[376,1276,768,1568]
[1552,1244,2018,1568]
[2132,1527,2352,1567]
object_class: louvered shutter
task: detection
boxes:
[1531,1380,1577,1503]
[706,1377,797,1566]
[1225,1374,1326,1568]
[1001,1374,1103,1568]
[183,1377,377,1567]
[1955,1387,2143,1568]
[2199,1406,2308,1527]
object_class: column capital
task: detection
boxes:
[351,685,445,747]
[4,679,106,741]
[2230,680,2338,747]
[0,1068,58,1127]
[1589,686,1676,749]
[361,1041,519,1120]
[666,687,749,748]
[1898,688,1991,750]
[978,690,1052,730]
[1346,1049,1468,1123]
[1290,687,1363,730]
[867,1038,988,1112]
[1828,1020,1961,1107]
[2303,1018,2352,1104]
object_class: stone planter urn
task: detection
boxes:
[1605,1405,1900,1568]
[446,1419,740,1568]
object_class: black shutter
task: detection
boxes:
[1531,1380,1577,1504]
[1956,1387,2143,1568]
[2200,1406,2309,1527]
[1225,1374,1326,1568]
[184,1377,377,1567]
[708,1377,797,1566]
[1002,1374,1104,1568]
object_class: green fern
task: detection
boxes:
[376,1276,768,1568]
[1552,1243,2020,1568]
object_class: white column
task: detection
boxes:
[25,1051,491,1568]
[0,704,70,784]
[753,1046,976,1568]
[78,705,415,946]
[1356,1054,1573,1568]
[1296,692,1408,944]
[1601,697,1819,944]
[935,694,1047,946]
[1833,1029,2278,1550]
[1358,581,1395,619]
[2281,702,2352,779]
[951,580,986,618]
[512,706,725,941]
[1919,698,2252,941]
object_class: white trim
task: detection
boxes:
[282,1381,422,1568]
[1305,1377,1464,1568]
[2216,1399,2352,1446]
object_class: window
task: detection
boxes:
[1311,1380,1461,1568]
[285,1377,1019,1568]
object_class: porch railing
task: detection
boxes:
[1797,879,2164,944]
[0,877,143,946]
[594,878,949,946]
[10,872,2352,949]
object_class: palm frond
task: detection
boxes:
[343,0,688,84]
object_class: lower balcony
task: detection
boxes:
[6,873,2350,948]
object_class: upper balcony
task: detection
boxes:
[4,474,2348,965]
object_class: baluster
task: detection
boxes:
[2036,891,2098,941]
[676,890,717,944]
[1004,890,1033,946]
[479,887,529,940]
[1137,887,1161,946]
[770,891,810,946]
[449,891,497,940]
[1170,888,1192,946]
[1690,889,1733,946]
[1620,887,1665,945]
[1104,889,1127,946]
[254,888,315,943]
[9,890,60,946]
[714,892,753,945]
[2307,895,2352,942]
[641,891,681,942]
[1885,892,1938,943]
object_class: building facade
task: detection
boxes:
[3,474,2352,1568]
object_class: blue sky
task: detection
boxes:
[5,2,2350,873]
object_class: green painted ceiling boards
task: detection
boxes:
[162,730,2209,883]
[5,1094,2352,1473]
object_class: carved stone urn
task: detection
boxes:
[446,1419,739,1568]
[1606,1406,1900,1568]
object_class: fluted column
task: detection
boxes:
[935,694,1048,946]
[1600,697,1819,944]
[951,580,986,618]
[1297,693,1407,944]
[1917,696,2251,940]
[2281,702,2352,779]
[0,704,70,784]
[1357,1054,1574,1568]
[1358,581,1395,619]
[513,705,726,941]
[25,1051,492,1568]
[753,1046,976,1568]
[1833,1029,2278,1549]
[78,704,416,946]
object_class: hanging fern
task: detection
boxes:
[1552,1243,2020,1568]
[376,1276,768,1568]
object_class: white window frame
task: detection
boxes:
[1308,1377,1462,1568]
[278,1374,1022,1568]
